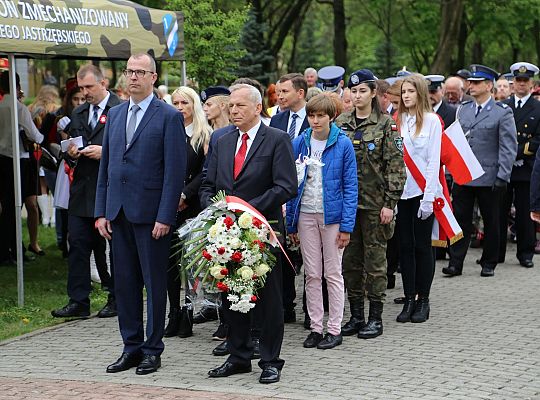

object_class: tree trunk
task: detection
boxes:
[472,40,483,64]
[534,18,540,67]
[333,0,347,68]
[430,0,464,74]
[455,14,468,71]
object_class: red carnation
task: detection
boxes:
[224,216,234,229]
[220,268,229,276]
[252,217,262,229]
[99,114,107,124]
[251,295,257,302]
[253,240,265,251]
[216,282,229,292]
[217,247,226,255]
[230,251,243,262]
[202,249,212,260]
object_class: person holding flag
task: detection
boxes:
[395,74,442,324]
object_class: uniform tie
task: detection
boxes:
[234,133,249,180]
[126,104,140,147]
[475,105,482,118]
[90,105,99,129]
[517,99,522,109]
[288,113,298,140]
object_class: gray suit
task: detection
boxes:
[447,98,517,273]
[459,98,517,186]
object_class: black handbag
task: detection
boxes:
[39,146,58,171]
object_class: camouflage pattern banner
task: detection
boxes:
[0,0,184,60]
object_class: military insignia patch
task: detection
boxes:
[394,137,403,153]
[519,66,527,74]
[351,74,360,85]
[201,91,207,101]
[391,124,398,131]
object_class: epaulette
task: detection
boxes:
[461,100,473,105]
[496,101,509,109]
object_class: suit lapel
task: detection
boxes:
[78,104,92,138]
[126,97,159,151]
[88,93,118,140]
[514,97,534,126]
[222,128,239,181]
[241,124,266,173]
[469,98,493,129]
[118,102,129,152]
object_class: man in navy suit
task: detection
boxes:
[201,84,297,384]
[95,53,186,375]
[270,73,309,324]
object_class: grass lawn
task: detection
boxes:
[0,222,109,341]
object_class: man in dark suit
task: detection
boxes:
[51,65,121,319]
[426,75,457,129]
[95,53,186,375]
[269,73,308,324]
[500,62,540,268]
[201,83,297,384]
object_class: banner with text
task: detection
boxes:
[0,0,184,60]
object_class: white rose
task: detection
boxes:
[255,263,270,277]
[238,266,254,280]
[230,237,242,249]
[210,266,224,279]
[238,212,252,229]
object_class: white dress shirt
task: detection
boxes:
[400,112,442,202]
[287,106,306,138]
[433,100,442,113]
[87,92,110,127]
[235,120,262,155]
[126,93,154,133]
[515,93,531,108]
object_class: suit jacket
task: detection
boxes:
[95,96,186,226]
[68,92,122,218]
[458,97,517,187]
[436,100,457,130]
[270,109,310,138]
[200,123,297,234]
[177,140,206,225]
[503,95,540,182]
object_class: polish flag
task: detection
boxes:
[441,120,484,185]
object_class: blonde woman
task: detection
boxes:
[396,74,442,324]
[165,86,212,337]
[201,86,230,130]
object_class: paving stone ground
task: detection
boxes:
[1,244,539,400]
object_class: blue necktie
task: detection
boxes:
[288,113,298,140]
[126,104,140,146]
[90,106,99,129]
[475,105,482,118]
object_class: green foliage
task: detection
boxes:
[164,0,248,88]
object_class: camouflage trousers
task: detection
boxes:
[343,209,395,304]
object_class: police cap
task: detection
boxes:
[396,67,412,77]
[348,69,376,88]
[318,66,345,92]
[200,86,230,103]
[456,69,471,79]
[425,74,445,91]
[510,62,540,79]
[468,64,499,81]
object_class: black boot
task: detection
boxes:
[411,297,430,323]
[341,302,365,336]
[396,296,415,323]
[357,301,383,339]
[178,304,194,338]
[164,308,180,337]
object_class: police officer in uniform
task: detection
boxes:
[335,69,406,338]
[499,62,540,268]
[443,65,517,277]
[318,66,345,96]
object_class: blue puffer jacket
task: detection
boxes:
[286,123,358,234]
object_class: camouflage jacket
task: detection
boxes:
[335,110,406,210]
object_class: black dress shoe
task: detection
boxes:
[193,306,218,324]
[303,332,323,348]
[519,259,534,268]
[251,337,261,359]
[283,309,296,323]
[259,366,280,384]
[106,352,142,373]
[393,297,405,304]
[97,299,117,318]
[208,361,251,377]
[480,266,495,277]
[136,354,161,375]
[317,333,343,349]
[51,301,90,318]
[442,265,462,276]
[212,340,229,356]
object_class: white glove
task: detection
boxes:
[57,116,71,131]
[417,200,433,220]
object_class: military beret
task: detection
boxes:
[200,86,230,103]
[510,62,539,79]
[468,64,499,81]
[348,69,376,88]
[425,74,445,91]
[318,66,345,92]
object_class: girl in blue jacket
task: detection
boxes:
[286,94,358,350]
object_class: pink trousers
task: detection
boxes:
[298,212,344,335]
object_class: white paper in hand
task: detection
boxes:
[60,136,83,152]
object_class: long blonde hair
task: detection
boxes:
[397,74,432,136]
[171,86,212,151]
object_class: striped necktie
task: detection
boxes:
[90,106,99,129]
[288,113,298,140]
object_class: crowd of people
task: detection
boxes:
[1,52,540,384]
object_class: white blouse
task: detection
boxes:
[400,112,442,202]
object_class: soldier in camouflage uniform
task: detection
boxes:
[335,69,406,339]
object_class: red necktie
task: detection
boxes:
[234,133,249,180]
